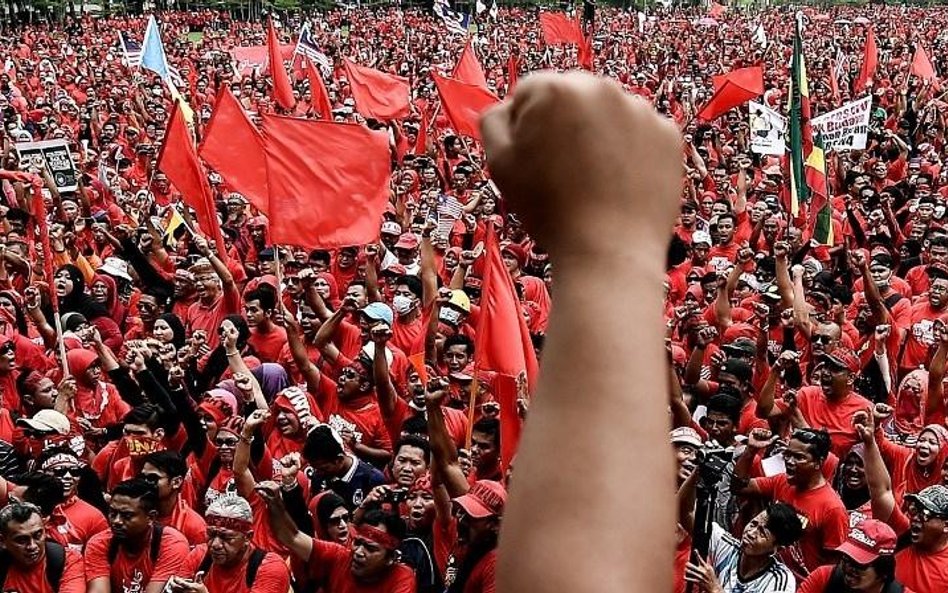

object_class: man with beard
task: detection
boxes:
[85,478,189,593]
[0,502,86,593]
[256,480,415,592]
[894,485,948,592]
[442,480,506,593]
[170,495,290,593]
[733,428,849,580]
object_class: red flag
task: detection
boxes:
[261,115,391,248]
[709,2,725,18]
[698,66,764,122]
[912,43,937,81]
[30,178,56,308]
[539,12,583,46]
[198,87,269,214]
[304,58,333,119]
[158,102,226,257]
[432,73,500,141]
[475,226,540,470]
[578,34,594,71]
[828,59,840,103]
[507,55,519,94]
[453,42,488,90]
[854,28,878,93]
[414,110,429,155]
[343,58,410,121]
[267,19,295,111]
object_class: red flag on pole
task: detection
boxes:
[912,43,937,81]
[709,2,725,18]
[539,12,583,46]
[432,73,500,141]
[198,87,269,214]
[343,58,410,121]
[697,66,764,122]
[854,28,878,93]
[29,178,56,308]
[261,115,391,248]
[158,102,226,257]
[304,58,334,119]
[267,18,296,111]
[415,109,429,155]
[453,42,488,90]
[578,34,594,71]
[475,226,540,471]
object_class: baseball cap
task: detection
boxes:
[394,233,420,250]
[835,519,897,564]
[362,302,394,326]
[905,485,948,518]
[17,409,70,435]
[452,480,506,519]
[822,349,860,374]
[722,337,756,357]
[761,284,781,302]
[381,221,402,236]
[670,427,703,449]
[692,230,712,246]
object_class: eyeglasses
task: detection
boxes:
[329,513,350,525]
[215,438,239,447]
[840,555,873,571]
[141,473,163,484]
[811,334,833,344]
[339,368,359,380]
[47,466,81,478]
[905,502,944,522]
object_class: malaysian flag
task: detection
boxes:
[295,23,332,76]
[434,0,471,35]
[834,47,849,82]
[119,32,142,67]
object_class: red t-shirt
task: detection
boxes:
[47,497,109,553]
[185,286,242,350]
[391,316,424,355]
[2,546,86,593]
[782,386,873,459]
[895,543,948,593]
[85,526,190,590]
[751,475,849,580]
[184,544,291,593]
[901,301,948,370]
[306,537,415,592]
[248,325,288,363]
[160,499,207,547]
[798,565,918,593]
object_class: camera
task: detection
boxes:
[387,488,409,504]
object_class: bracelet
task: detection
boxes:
[225,350,239,356]
[239,434,254,444]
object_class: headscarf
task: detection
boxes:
[906,424,948,496]
[56,264,108,320]
[316,272,341,309]
[91,273,126,328]
[883,369,928,446]
[440,247,462,285]
[154,313,186,348]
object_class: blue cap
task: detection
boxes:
[362,302,393,326]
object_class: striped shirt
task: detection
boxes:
[710,523,796,593]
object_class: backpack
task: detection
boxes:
[108,523,164,563]
[198,548,267,588]
[826,564,905,593]
[0,541,66,591]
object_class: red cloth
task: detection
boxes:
[1,547,85,593]
[911,43,937,81]
[697,66,764,122]
[305,57,334,119]
[260,115,391,249]
[432,73,499,142]
[538,12,583,45]
[895,542,948,593]
[453,42,488,89]
[342,58,410,121]
[157,101,226,257]
[854,28,878,93]
[475,227,540,470]
[198,86,269,213]
[267,19,295,110]
[306,537,415,592]
[185,545,291,593]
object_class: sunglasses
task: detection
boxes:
[810,334,833,344]
[215,437,239,447]
[47,466,81,478]
[329,513,351,525]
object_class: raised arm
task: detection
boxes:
[256,481,314,561]
[481,73,678,593]
[425,379,469,497]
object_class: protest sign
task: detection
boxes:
[15,139,78,192]
[748,101,786,155]
[812,96,871,152]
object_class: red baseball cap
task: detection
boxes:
[835,519,896,564]
[822,348,860,374]
[453,480,506,519]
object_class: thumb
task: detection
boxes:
[479,100,514,174]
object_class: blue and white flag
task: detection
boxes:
[119,32,142,67]
[294,22,332,76]
[434,0,470,35]
[140,16,170,80]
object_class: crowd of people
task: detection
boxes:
[0,2,945,593]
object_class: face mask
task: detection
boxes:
[392,295,414,315]
[439,307,462,326]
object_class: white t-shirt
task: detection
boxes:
[709,522,796,593]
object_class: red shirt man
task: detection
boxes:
[0,504,86,593]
